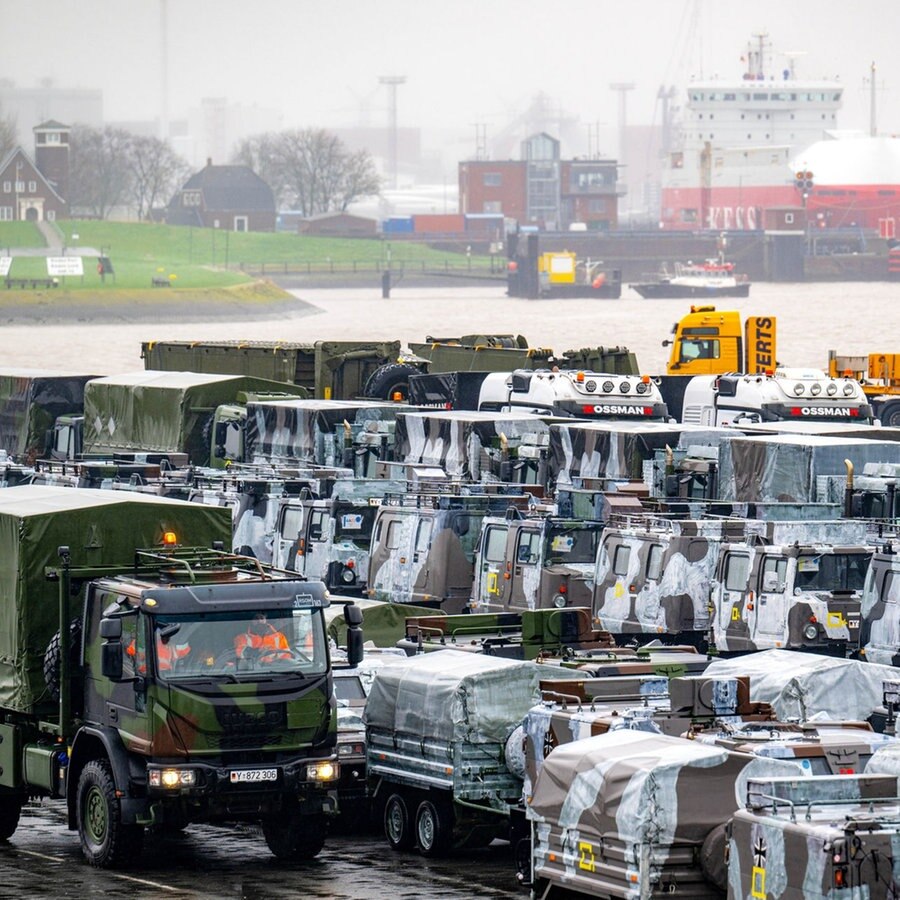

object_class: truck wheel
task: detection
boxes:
[362,363,421,401]
[383,792,414,851]
[880,402,900,427]
[263,813,327,860]
[43,618,82,702]
[414,798,452,857]
[76,759,143,868]
[0,794,23,841]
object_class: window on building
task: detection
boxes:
[483,172,501,187]
[680,208,698,224]
[28,181,36,193]
[15,181,24,192]
[183,190,202,207]
[0,207,12,221]
[47,132,60,144]
[724,93,736,101]
[2,182,9,193]
[483,201,502,213]
[785,213,794,224]
[46,210,55,221]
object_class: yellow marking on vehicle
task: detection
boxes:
[578,840,596,873]
[731,606,741,621]
[751,866,766,899]
[487,572,499,595]
[827,611,846,628]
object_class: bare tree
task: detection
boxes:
[69,125,133,219]
[233,128,380,216]
[128,135,189,220]
[0,103,16,160]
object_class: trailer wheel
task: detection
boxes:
[383,792,414,851]
[414,798,452,857]
[263,812,327,860]
[0,794,24,841]
[43,618,82,703]
[362,363,421,401]
[76,759,143,867]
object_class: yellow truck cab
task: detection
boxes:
[663,306,776,376]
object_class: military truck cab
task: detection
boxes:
[679,368,872,426]
[273,480,405,594]
[593,518,740,648]
[471,512,602,613]
[711,520,871,655]
[858,541,900,666]
[477,369,670,420]
[366,492,528,612]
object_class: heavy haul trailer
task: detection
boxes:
[141,339,401,400]
[0,485,362,868]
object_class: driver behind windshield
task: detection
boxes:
[234,613,291,663]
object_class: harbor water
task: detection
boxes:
[5,281,899,375]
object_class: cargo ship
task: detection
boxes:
[660,32,843,231]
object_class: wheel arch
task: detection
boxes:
[67,727,139,830]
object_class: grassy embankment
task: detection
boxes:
[0,221,479,300]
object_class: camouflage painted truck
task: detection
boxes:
[0,485,362,868]
[141,339,401,400]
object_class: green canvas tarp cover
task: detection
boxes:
[0,369,96,462]
[0,485,231,714]
[83,370,306,463]
[324,597,443,649]
[364,648,570,744]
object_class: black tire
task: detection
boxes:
[0,794,24,841]
[880,402,900,428]
[263,813,327,860]
[44,618,82,703]
[383,792,414,851]
[76,759,143,868]
[362,363,421,401]
[414,798,453,857]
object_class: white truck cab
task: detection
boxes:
[680,367,872,427]
[477,369,670,421]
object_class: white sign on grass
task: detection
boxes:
[47,257,84,276]
[0,257,11,277]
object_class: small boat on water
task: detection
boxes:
[629,259,751,299]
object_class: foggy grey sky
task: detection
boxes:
[3,0,898,156]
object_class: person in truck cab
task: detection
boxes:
[234,613,291,662]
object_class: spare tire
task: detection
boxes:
[699,822,729,892]
[44,618,83,702]
[363,363,422,401]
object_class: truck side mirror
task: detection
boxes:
[100,617,123,639]
[344,603,364,668]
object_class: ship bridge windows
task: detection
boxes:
[752,93,768,100]
[770,93,784,101]
[724,93,736,101]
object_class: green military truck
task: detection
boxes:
[141,339,401,400]
[0,485,361,867]
[82,371,308,467]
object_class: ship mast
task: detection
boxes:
[869,61,877,137]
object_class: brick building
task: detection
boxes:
[0,120,69,222]
[459,133,623,231]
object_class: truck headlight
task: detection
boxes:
[619,381,631,394]
[803,624,819,640]
[338,742,365,757]
[842,383,855,397]
[635,382,649,394]
[810,383,822,396]
[307,761,339,782]
[340,566,356,584]
[826,382,838,396]
[602,381,614,393]
[585,379,596,392]
[793,383,805,396]
[149,768,196,788]
[552,593,567,608]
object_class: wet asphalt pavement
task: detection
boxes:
[1,802,522,899]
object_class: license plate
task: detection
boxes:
[230,768,278,783]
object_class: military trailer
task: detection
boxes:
[244,398,407,476]
[365,649,570,856]
[727,775,900,899]
[0,369,97,463]
[141,339,401,400]
[857,541,900,666]
[526,729,802,899]
[593,518,745,649]
[272,478,406,594]
[711,519,871,655]
[83,371,308,467]
[0,485,363,867]
[471,511,603,613]
[366,490,530,612]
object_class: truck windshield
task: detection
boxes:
[543,525,599,565]
[151,608,327,681]
[334,504,377,543]
[794,552,870,593]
